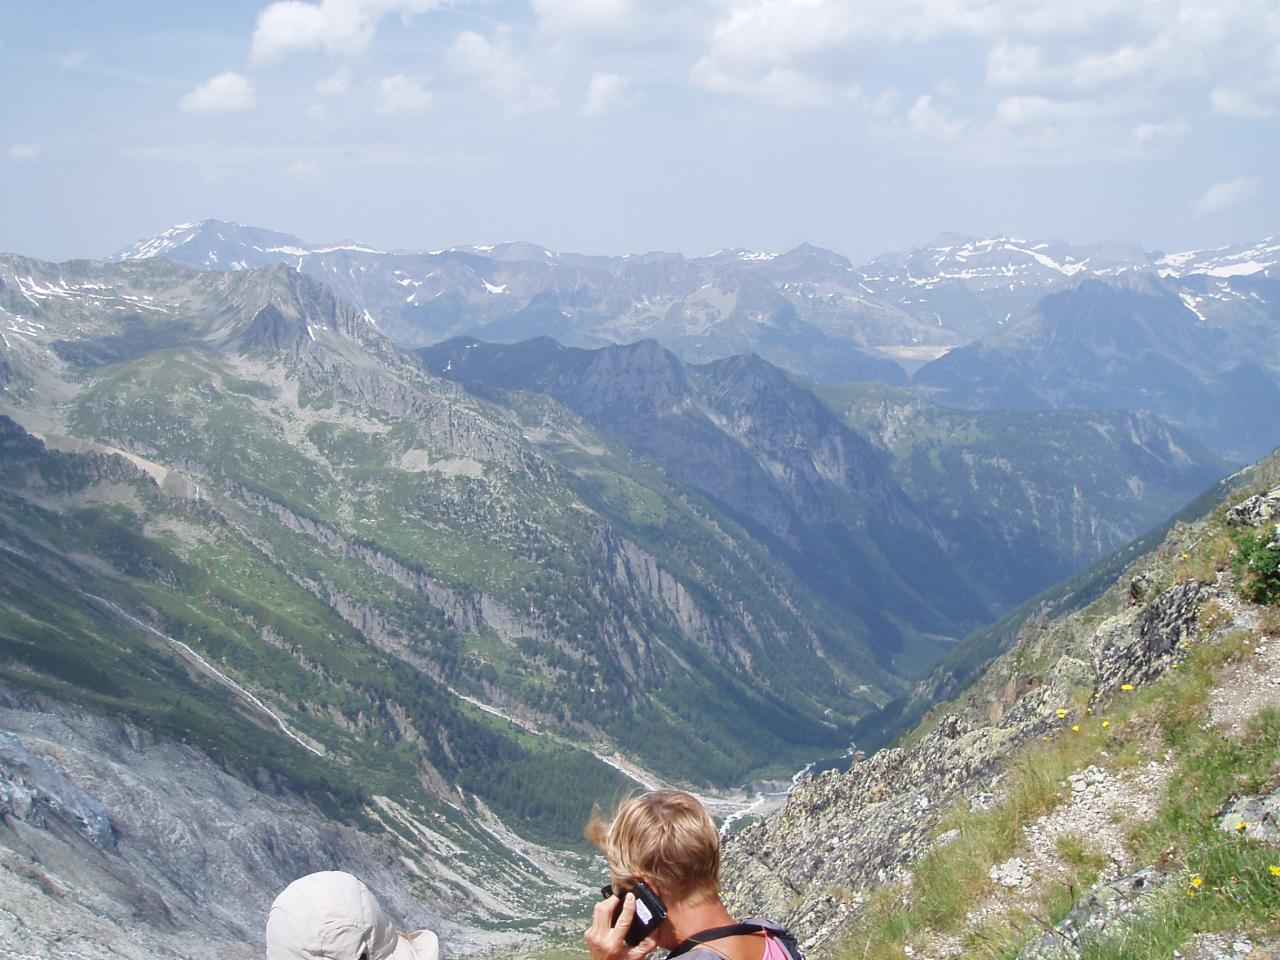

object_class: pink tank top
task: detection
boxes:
[762,932,791,959]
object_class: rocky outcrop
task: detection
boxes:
[1090,580,1205,691]
[1223,486,1280,527]
[1016,868,1167,960]
[594,526,746,663]
[724,713,1031,950]
[1216,786,1280,844]
[721,572,1216,955]
[0,732,115,849]
[0,415,157,493]
[230,481,545,643]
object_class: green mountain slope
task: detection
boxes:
[0,254,918,842]
[422,336,1004,673]
[817,381,1228,602]
[423,336,1225,654]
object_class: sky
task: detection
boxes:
[1,0,1277,264]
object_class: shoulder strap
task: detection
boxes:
[666,923,767,959]
[667,920,804,960]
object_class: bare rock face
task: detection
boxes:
[721,573,1213,955]
[1223,487,1280,527]
[0,732,115,849]
[1016,868,1166,960]
[1090,580,1205,692]
[0,686,482,960]
[1216,787,1280,844]
[723,712,1029,951]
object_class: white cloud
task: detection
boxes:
[533,0,631,37]
[903,94,970,142]
[875,91,1186,165]
[251,0,441,62]
[985,44,1044,89]
[282,160,326,178]
[180,72,256,113]
[690,0,854,104]
[531,0,697,49]
[446,29,556,113]
[8,143,41,162]
[582,72,629,118]
[1193,176,1258,216]
[849,86,898,115]
[993,95,1104,128]
[376,74,431,113]
[317,65,352,96]
[692,59,832,106]
[1132,118,1190,147]
[694,0,1280,160]
[57,48,88,69]
[1210,86,1276,118]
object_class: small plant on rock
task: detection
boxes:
[1231,529,1280,605]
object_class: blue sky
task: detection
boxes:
[2,0,1277,263]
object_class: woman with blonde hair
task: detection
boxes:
[583,790,802,960]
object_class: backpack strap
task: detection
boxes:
[667,921,803,959]
[666,923,767,959]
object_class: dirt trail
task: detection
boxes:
[920,589,1280,960]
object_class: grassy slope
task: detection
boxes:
[833,452,1280,959]
[0,423,632,852]
[70,348,877,778]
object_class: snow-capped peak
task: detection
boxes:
[1156,237,1280,279]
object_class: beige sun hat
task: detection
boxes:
[266,871,440,960]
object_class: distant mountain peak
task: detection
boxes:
[927,231,979,249]
[1156,236,1280,279]
[114,221,381,266]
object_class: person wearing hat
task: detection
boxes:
[266,871,440,960]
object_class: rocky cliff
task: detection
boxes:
[0,683,534,960]
[722,463,1280,959]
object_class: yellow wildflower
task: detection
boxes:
[1121,683,1135,691]
[1072,724,1080,732]
[1102,720,1111,729]
[1180,552,1189,561]
[1269,865,1280,877]
[1190,875,1203,888]
[1056,708,1068,719]
[1236,822,1248,832]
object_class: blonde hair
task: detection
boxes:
[585,790,720,906]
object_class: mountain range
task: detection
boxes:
[110,221,1280,461]
[0,221,1273,954]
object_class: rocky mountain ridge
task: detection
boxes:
[423,336,1224,613]
[0,241,1267,958]
[722,455,1280,958]
[913,276,1280,461]
[105,221,1280,389]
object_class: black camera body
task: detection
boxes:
[601,880,668,946]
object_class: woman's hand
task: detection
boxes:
[584,892,658,960]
